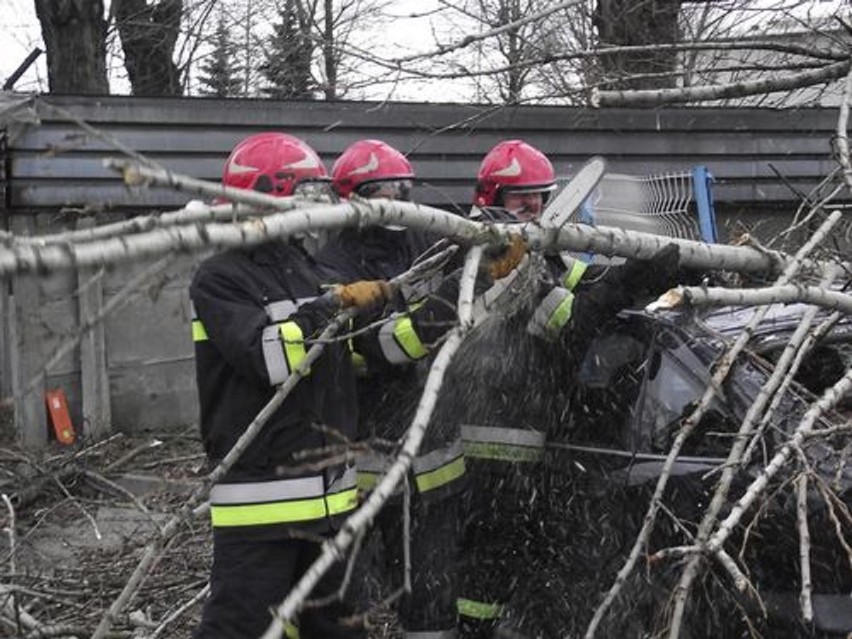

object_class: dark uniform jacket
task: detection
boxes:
[316,226,466,500]
[190,240,358,540]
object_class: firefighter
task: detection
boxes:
[191,132,394,639]
[317,139,526,639]
[455,140,681,637]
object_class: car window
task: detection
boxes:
[637,329,731,454]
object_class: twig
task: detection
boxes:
[1,495,20,635]
[148,584,210,639]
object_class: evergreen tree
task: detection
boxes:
[260,1,315,100]
[198,16,243,97]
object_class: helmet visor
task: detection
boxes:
[355,179,413,201]
[293,179,334,199]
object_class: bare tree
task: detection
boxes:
[593,0,683,90]
[114,0,184,96]
[33,0,109,94]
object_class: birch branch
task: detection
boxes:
[666,210,844,638]
[705,368,852,558]
[0,159,819,279]
[106,158,334,213]
[259,246,484,639]
[795,469,814,624]
[652,282,852,315]
[592,59,851,107]
[10,201,272,247]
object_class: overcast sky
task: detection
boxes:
[1,0,847,100]
[0,0,469,100]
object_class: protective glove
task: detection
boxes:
[482,235,528,280]
[333,280,392,311]
[619,243,681,297]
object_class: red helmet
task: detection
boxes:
[473,140,556,208]
[222,132,329,197]
[332,139,415,199]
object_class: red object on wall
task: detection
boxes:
[45,389,76,445]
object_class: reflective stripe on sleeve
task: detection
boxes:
[457,598,504,620]
[405,631,457,639]
[545,289,574,333]
[379,315,428,364]
[528,287,574,341]
[461,425,545,462]
[280,321,307,373]
[560,257,588,291]
[192,320,208,342]
[265,297,316,322]
[262,321,309,385]
[412,439,465,493]
[210,469,358,527]
[262,324,290,384]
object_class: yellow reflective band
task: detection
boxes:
[457,598,503,620]
[356,471,380,492]
[462,441,544,463]
[280,321,308,374]
[192,320,208,342]
[285,621,300,639]
[414,455,465,493]
[561,260,588,291]
[546,291,574,333]
[210,489,358,527]
[394,315,428,360]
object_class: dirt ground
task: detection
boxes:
[0,427,400,638]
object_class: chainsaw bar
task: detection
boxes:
[539,155,607,231]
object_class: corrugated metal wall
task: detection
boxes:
[1,95,848,445]
[5,94,845,212]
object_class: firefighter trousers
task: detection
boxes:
[194,536,365,639]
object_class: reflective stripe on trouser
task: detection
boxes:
[356,439,465,494]
[457,597,503,620]
[404,631,457,638]
[209,467,358,527]
[378,314,428,364]
[461,425,545,463]
[261,320,308,384]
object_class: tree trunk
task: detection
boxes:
[114,0,183,96]
[594,0,682,90]
[34,0,109,94]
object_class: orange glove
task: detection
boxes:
[333,280,392,311]
[484,236,528,280]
